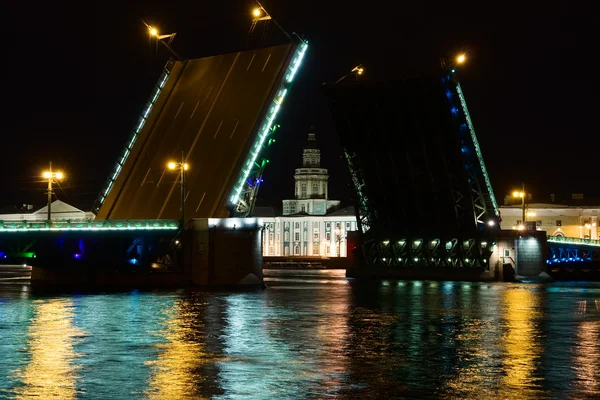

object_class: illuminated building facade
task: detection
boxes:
[499,204,599,240]
[256,130,357,257]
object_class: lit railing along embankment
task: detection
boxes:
[0,220,180,232]
[547,236,600,247]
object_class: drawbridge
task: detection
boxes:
[95,39,308,220]
[324,68,501,269]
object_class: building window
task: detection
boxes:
[303,231,307,241]
[294,245,300,255]
[516,220,522,225]
[556,220,562,227]
[504,249,510,257]
[269,247,274,255]
[312,182,318,194]
[326,232,330,241]
[326,245,330,255]
[301,183,307,199]
[284,232,289,242]
[285,222,289,229]
[536,220,542,228]
[295,232,300,241]
[313,221,319,229]
[269,223,274,230]
[326,222,331,230]
[301,204,305,212]
[313,232,319,240]
[336,222,340,229]
[313,243,319,255]
[295,222,300,229]
[290,204,296,213]
[346,222,350,230]
[269,232,274,241]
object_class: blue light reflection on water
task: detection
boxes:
[0,279,599,399]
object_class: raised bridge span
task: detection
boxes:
[95,40,308,220]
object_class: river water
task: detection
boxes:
[1,271,599,399]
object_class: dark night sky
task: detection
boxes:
[3,1,598,211]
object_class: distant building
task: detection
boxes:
[255,130,358,257]
[499,195,599,240]
[0,200,95,221]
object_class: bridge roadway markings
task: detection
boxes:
[124,57,226,218]
[196,192,207,213]
[246,53,256,71]
[229,120,240,139]
[102,44,294,220]
[141,168,151,186]
[261,54,271,72]
[173,102,185,119]
[190,101,200,119]
[213,120,224,139]
[109,61,206,219]
[157,53,242,219]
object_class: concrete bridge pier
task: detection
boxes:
[490,230,548,281]
[185,218,263,287]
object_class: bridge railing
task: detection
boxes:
[547,236,600,247]
[0,220,180,232]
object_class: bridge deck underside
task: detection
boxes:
[97,44,295,220]
[324,79,478,239]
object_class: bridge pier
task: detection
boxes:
[186,218,263,287]
[490,230,548,281]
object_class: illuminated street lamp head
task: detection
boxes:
[168,162,177,170]
[513,191,524,198]
[351,65,364,75]
[43,171,63,180]
[456,54,466,64]
[183,163,189,171]
[149,27,158,36]
[253,8,262,17]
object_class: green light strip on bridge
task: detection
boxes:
[0,220,179,232]
[455,83,500,217]
[547,236,600,247]
[229,41,308,206]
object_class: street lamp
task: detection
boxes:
[512,183,526,229]
[335,64,365,84]
[456,54,466,64]
[167,152,189,227]
[42,162,64,221]
[143,21,182,60]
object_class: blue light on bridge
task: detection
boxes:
[128,258,138,265]
[73,254,83,260]
[451,107,458,115]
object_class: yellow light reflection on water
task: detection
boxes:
[573,319,600,393]
[501,287,543,396]
[13,299,85,399]
[145,299,212,399]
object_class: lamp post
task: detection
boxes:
[512,183,526,230]
[167,152,189,227]
[335,64,365,84]
[42,162,64,221]
[143,22,182,61]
